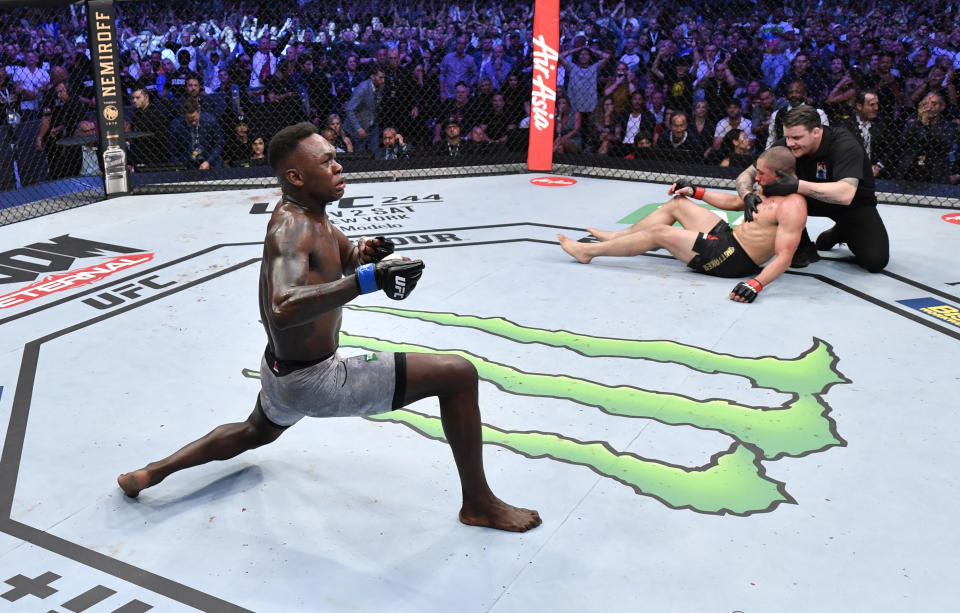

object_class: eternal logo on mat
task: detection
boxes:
[942,212,960,226]
[0,254,154,309]
[0,235,150,309]
[897,297,960,328]
[530,176,577,187]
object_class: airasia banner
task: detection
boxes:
[527,0,560,172]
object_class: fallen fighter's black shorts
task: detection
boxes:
[687,220,762,278]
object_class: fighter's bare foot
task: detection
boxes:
[586,227,616,241]
[117,470,150,498]
[557,234,594,264]
[460,498,542,532]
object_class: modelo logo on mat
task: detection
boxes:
[530,176,577,186]
[942,212,960,225]
[0,235,151,308]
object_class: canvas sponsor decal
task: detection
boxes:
[244,305,850,516]
[250,194,445,233]
[942,212,960,226]
[0,254,155,309]
[530,176,577,187]
[0,235,150,309]
[0,568,153,611]
[897,297,960,329]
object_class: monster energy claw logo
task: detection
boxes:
[245,307,850,516]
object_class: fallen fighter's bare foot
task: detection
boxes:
[586,227,616,241]
[557,233,594,264]
[460,498,542,532]
[117,469,151,498]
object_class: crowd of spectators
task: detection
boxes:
[1,0,958,185]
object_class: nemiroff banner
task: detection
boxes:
[527,0,560,172]
[87,0,126,149]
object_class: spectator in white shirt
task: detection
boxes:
[713,99,754,152]
[12,52,49,118]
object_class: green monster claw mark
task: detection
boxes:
[345,306,848,394]
[367,409,793,516]
[337,332,844,460]
[241,309,849,514]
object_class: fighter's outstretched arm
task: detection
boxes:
[669,180,748,211]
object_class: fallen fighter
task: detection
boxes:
[558,146,807,303]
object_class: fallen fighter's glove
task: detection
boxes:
[672,178,706,199]
[743,194,761,222]
[761,170,799,197]
[731,278,763,303]
[358,236,395,263]
[356,258,425,300]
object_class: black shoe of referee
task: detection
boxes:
[790,240,820,268]
[815,225,843,251]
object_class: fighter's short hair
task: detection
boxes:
[758,145,796,174]
[268,121,318,173]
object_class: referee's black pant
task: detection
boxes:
[803,203,889,273]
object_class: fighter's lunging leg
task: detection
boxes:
[402,353,542,532]
[117,397,286,498]
[118,353,542,532]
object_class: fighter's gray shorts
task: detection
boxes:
[258,347,406,427]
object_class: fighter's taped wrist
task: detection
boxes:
[694,186,705,199]
[356,263,378,294]
[747,278,763,292]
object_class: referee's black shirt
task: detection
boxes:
[773,126,877,211]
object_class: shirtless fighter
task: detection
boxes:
[118,122,541,532]
[558,146,806,303]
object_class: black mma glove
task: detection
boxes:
[672,178,706,199]
[761,170,799,197]
[731,278,762,303]
[357,236,396,264]
[356,258,425,300]
[743,194,761,222]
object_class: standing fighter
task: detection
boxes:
[558,146,806,303]
[118,122,541,533]
[739,106,889,271]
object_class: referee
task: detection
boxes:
[736,106,889,271]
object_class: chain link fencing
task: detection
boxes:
[1,0,958,226]
[0,0,105,224]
